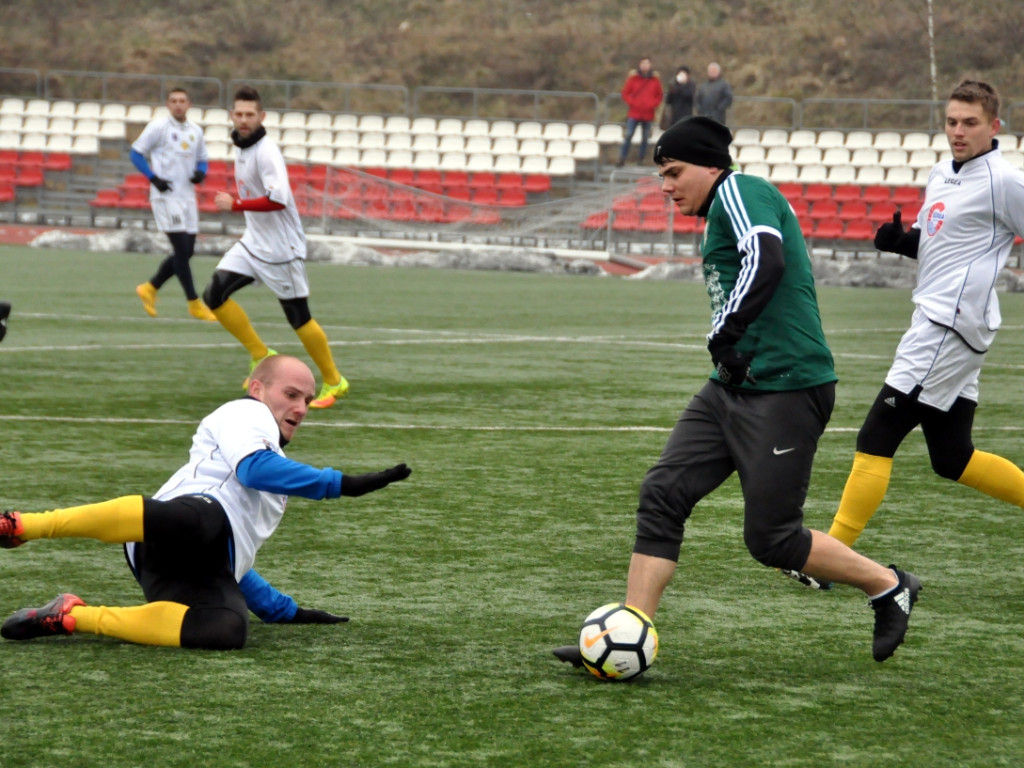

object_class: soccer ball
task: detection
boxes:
[578,602,658,681]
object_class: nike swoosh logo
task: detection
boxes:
[582,626,619,649]
[773,447,796,455]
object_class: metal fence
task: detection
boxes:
[226,79,409,115]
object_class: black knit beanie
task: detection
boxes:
[653,115,732,169]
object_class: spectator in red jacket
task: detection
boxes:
[616,57,664,167]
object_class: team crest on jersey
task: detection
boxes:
[926,202,945,236]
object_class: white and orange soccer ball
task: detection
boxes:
[578,602,658,681]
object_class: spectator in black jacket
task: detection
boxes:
[662,66,695,129]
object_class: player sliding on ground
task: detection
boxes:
[204,85,349,409]
[1,355,411,649]
[553,117,921,667]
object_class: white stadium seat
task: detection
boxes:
[929,132,948,150]
[740,161,770,178]
[844,131,874,149]
[547,156,576,176]
[519,138,546,156]
[765,146,794,164]
[855,166,886,184]
[307,146,333,165]
[279,112,307,129]
[542,122,570,140]
[571,140,600,161]
[383,115,411,133]
[358,148,386,167]
[435,118,463,136]
[760,128,789,147]
[126,104,153,122]
[203,107,230,125]
[516,121,544,139]
[409,117,437,135]
[358,114,385,132]
[204,124,231,143]
[98,120,126,139]
[412,150,441,170]
[46,134,73,152]
[463,119,490,137]
[731,128,760,147]
[788,129,816,148]
[491,137,519,155]
[307,129,334,148]
[384,149,413,168]
[821,147,851,166]
[885,166,915,185]
[22,116,49,134]
[879,149,908,167]
[596,123,624,144]
[332,130,359,149]
[306,113,333,131]
[466,153,494,171]
[76,103,103,122]
[520,155,549,174]
[20,133,48,151]
[358,131,386,150]
[995,135,1019,151]
[411,134,439,151]
[71,135,99,154]
[332,114,359,131]
[545,139,573,158]
[873,131,902,149]
[569,123,598,141]
[815,130,845,149]
[438,135,466,153]
[47,117,75,136]
[914,167,932,185]
[23,99,50,116]
[797,164,827,183]
[736,145,766,163]
[0,115,21,132]
[488,120,516,139]
[333,147,360,166]
[281,128,307,147]
[850,148,879,167]
[0,98,26,116]
[206,142,234,162]
[282,145,307,161]
[0,132,20,149]
[901,132,931,150]
[907,149,937,169]
[49,101,75,118]
[793,147,823,166]
[768,163,799,183]
[826,165,857,184]
[385,133,414,151]
[439,151,468,170]
[464,136,492,154]
[493,154,522,172]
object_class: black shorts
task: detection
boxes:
[634,380,835,567]
[126,495,247,619]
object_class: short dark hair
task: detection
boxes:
[949,79,1000,120]
[233,85,262,110]
[168,87,190,100]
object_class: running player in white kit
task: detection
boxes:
[822,80,1024,556]
[206,86,349,409]
[131,88,216,321]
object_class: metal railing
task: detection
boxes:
[226,79,409,115]
[43,70,224,107]
[413,86,601,124]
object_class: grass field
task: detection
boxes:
[2,244,1024,768]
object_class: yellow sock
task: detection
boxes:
[19,495,144,543]
[958,450,1024,506]
[187,298,217,322]
[71,602,186,647]
[212,298,268,360]
[828,452,893,547]
[295,319,341,386]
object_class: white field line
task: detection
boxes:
[1,413,1022,435]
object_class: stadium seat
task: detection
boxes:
[542,122,571,141]
[850,148,879,167]
[547,156,575,176]
[760,128,789,147]
[809,199,839,219]
[737,145,766,164]
[798,216,815,238]
[775,182,803,202]
[523,173,551,194]
[460,119,489,138]
[0,98,26,116]
[518,138,546,157]
[307,146,333,165]
[302,113,330,132]
[359,148,387,168]
[765,146,794,164]
[385,149,413,169]
[520,155,548,175]
[885,167,915,185]
[358,115,385,132]
[788,198,810,218]
[890,186,922,205]
[572,140,600,162]
[794,147,823,165]
[466,153,494,171]
[22,116,49,134]
[98,120,126,140]
[596,124,624,144]
[822,147,850,166]
[838,200,868,220]
[868,201,898,223]
[831,184,861,203]
[797,165,827,183]
[498,188,527,207]
[439,152,468,171]
[731,128,760,147]
[844,131,874,149]
[463,135,491,154]
[768,164,798,183]
[516,121,544,139]
[89,189,121,207]
[412,150,441,170]
[0,115,21,133]
[907,149,936,169]
[435,118,463,136]
[902,132,931,150]
[46,135,73,153]
[438,135,466,153]
[788,129,816,148]
[386,133,414,151]
[873,131,902,149]
[741,162,770,179]
[842,219,874,240]
[569,123,598,141]
[816,130,845,149]
[99,103,127,120]
[861,185,891,204]
[826,165,856,184]
[855,166,886,185]
[23,99,49,117]
[493,155,522,173]
[803,183,832,202]
[879,149,908,167]
[126,105,152,122]
[332,114,359,131]
[814,218,844,239]
[545,139,573,158]
[384,116,411,133]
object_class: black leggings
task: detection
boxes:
[857,384,976,480]
[127,496,248,650]
[203,270,312,329]
[150,232,199,300]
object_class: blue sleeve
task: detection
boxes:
[236,449,342,499]
[238,569,298,623]
[196,159,208,174]
[130,149,154,179]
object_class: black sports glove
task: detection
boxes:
[708,339,756,386]
[149,175,171,192]
[290,607,349,624]
[340,463,412,497]
[874,210,913,254]
[190,170,206,185]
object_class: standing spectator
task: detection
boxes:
[695,62,734,126]
[132,88,216,322]
[616,57,663,167]
[662,66,696,129]
[206,85,349,410]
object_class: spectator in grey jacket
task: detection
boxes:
[695,62,734,125]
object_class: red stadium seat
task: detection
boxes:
[523,174,551,194]
[498,188,526,207]
[89,189,121,207]
[861,185,891,204]
[611,211,640,231]
[838,200,868,221]
[842,219,874,240]
[0,183,15,203]
[495,173,523,190]
[789,199,810,218]
[389,168,415,186]
[673,214,699,233]
[814,217,844,239]
[890,186,922,205]
[798,217,815,238]
[468,172,496,189]
[901,200,923,221]
[640,211,669,233]
[442,170,469,188]
[44,152,73,172]
[582,211,609,230]
[775,182,803,202]
[832,184,861,203]
[803,183,832,202]
[121,187,150,209]
[414,169,442,187]
[472,188,499,206]
[286,164,309,182]
[809,199,839,219]
[0,162,15,185]
[15,167,44,187]
[868,201,898,223]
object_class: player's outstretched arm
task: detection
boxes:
[340,464,412,497]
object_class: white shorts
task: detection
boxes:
[216,242,310,300]
[885,307,984,411]
[151,197,198,234]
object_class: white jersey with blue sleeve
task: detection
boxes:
[151,397,287,580]
[131,116,208,203]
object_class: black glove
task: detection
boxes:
[708,339,756,385]
[340,463,412,497]
[190,170,206,185]
[291,607,349,624]
[149,175,171,192]
[874,211,906,253]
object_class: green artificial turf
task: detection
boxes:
[1,245,1023,767]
